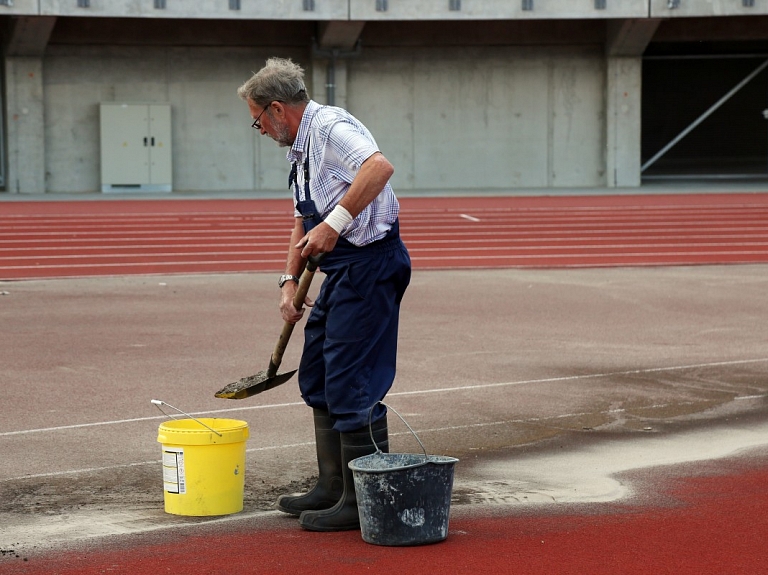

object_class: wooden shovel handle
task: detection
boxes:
[267,254,325,377]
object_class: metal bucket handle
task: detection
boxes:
[368,401,429,462]
[151,399,223,437]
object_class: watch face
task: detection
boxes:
[279,275,296,287]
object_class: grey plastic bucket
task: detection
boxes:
[348,403,459,547]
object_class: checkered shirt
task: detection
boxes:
[287,100,399,247]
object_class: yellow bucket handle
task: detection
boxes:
[151,399,223,437]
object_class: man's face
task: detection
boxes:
[248,99,294,148]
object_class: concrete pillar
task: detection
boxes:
[310,59,328,106]
[606,57,642,188]
[5,56,46,193]
[3,16,56,194]
[310,58,350,109]
[604,18,660,188]
[311,20,364,108]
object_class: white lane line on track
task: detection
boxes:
[0,400,306,437]
[4,396,767,483]
[4,215,766,231]
[4,248,768,272]
[399,205,768,214]
[0,227,290,239]
[409,242,768,250]
[5,232,768,248]
[5,231,768,246]
[402,222,768,231]
[439,213,768,222]
[0,250,287,261]
[0,223,286,232]
[405,226,768,235]
[408,250,768,260]
[0,237,277,245]
[735,394,767,400]
[0,212,291,220]
[0,242,284,252]
[6,203,766,219]
[4,205,765,218]
[5,243,768,264]
[0,442,318,482]
[0,258,286,271]
[404,248,768,262]
[407,233,768,241]
[3,358,766,439]
[6,231,768,248]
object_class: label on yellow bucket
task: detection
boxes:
[162,447,186,494]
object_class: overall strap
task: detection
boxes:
[289,137,312,203]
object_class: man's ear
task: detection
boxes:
[270,101,286,118]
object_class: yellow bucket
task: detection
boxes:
[156,418,249,516]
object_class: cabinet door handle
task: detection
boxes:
[143,137,148,146]
[151,137,155,146]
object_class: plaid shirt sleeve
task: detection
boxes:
[297,106,400,247]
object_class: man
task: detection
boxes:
[237,58,411,532]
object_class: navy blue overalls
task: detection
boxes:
[290,147,411,433]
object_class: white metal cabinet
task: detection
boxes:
[100,103,172,192]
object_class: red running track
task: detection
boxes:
[4,456,767,574]
[1,193,768,280]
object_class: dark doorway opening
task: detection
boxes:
[642,56,768,180]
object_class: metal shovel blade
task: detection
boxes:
[214,368,298,400]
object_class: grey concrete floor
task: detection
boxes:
[1,264,767,550]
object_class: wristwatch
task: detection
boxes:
[278,274,300,288]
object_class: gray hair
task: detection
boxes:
[237,58,310,106]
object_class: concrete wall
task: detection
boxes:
[606,57,642,187]
[349,0,649,20]
[43,46,307,193]
[5,56,46,193]
[38,43,607,194]
[3,0,348,19]
[650,0,768,18]
[349,47,605,191]
[2,2,766,194]
[3,1,765,20]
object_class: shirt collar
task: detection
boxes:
[287,100,321,163]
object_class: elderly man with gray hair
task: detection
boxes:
[237,58,411,532]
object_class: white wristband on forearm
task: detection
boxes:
[324,205,354,234]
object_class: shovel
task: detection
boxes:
[214,254,324,400]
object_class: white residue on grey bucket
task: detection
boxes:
[399,507,426,527]
[375,476,400,505]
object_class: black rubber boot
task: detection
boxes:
[299,415,389,532]
[276,409,343,516]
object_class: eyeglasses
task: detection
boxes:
[251,104,270,130]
